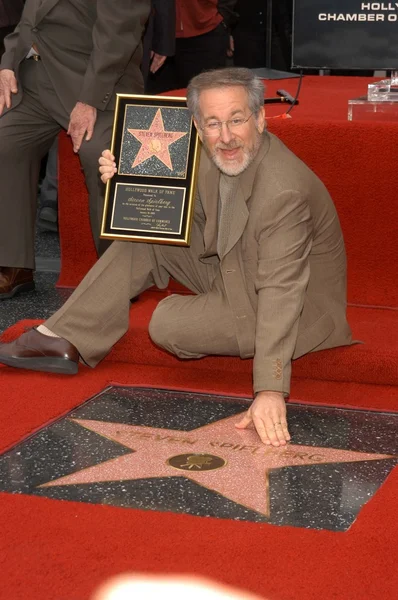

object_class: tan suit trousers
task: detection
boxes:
[45,228,242,366]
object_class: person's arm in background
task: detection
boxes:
[68,0,151,152]
[149,0,175,74]
[217,0,238,59]
[217,0,239,29]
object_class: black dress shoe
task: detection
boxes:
[0,328,79,374]
[0,267,35,300]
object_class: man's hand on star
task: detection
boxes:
[235,391,291,447]
[68,101,97,153]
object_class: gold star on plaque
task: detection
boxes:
[128,108,187,170]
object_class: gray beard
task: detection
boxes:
[212,150,252,176]
[208,132,262,176]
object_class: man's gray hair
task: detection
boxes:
[186,67,265,123]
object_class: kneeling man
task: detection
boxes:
[0,68,352,447]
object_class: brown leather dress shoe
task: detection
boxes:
[0,267,35,300]
[0,328,79,374]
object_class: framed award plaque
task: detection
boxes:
[101,94,201,246]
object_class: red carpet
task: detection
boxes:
[0,362,397,600]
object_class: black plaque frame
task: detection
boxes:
[101,94,201,245]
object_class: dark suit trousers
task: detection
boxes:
[0,58,114,269]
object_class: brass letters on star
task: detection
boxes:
[114,430,327,462]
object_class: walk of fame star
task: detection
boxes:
[39,414,394,517]
[128,109,188,171]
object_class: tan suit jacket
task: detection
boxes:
[196,132,352,394]
[1,0,151,114]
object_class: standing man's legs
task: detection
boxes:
[77,110,114,254]
[174,24,229,88]
[145,57,178,94]
[29,59,114,256]
[233,28,267,69]
[38,137,59,232]
[0,59,61,298]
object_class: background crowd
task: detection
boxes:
[0,1,296,98]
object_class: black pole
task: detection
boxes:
[265,0,272,68]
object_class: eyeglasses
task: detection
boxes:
[201,113,253,136]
